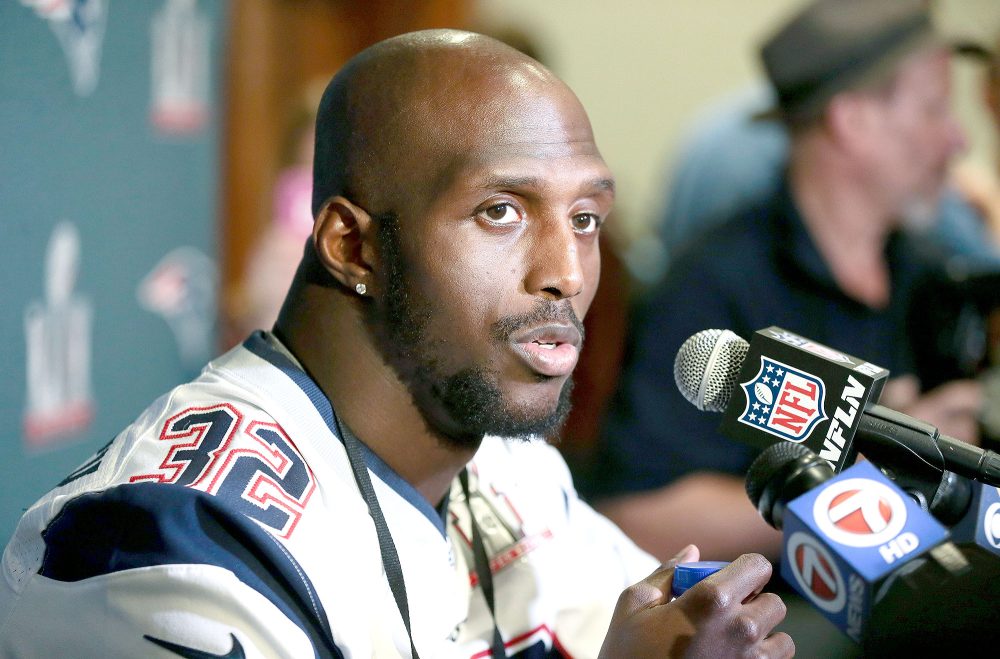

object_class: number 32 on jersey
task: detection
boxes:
[130,403,316,539]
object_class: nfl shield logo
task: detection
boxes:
[738,356,828,442]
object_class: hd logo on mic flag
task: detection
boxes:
[720,327,889,472]
[738,357,827,442]
[780,461,948,643]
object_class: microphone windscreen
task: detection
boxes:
[745,441,815,509]
[674,329,749,412]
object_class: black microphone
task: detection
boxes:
[745,442,1000,651]
[674,327,1000,490]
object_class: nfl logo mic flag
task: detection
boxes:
[720,327,889,472]
[738,356,827,443]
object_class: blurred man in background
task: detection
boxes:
[656,79,1000,275]
[582,0,983,564]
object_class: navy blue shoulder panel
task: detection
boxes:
[39,483,343,659]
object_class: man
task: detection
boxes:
[656,82,1000,274]
[582,0,983,563]
[0,31,793,658]
[953,36,1000,240]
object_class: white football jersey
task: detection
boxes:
[0,332,656,658]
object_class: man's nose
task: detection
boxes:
[524,215,585,301]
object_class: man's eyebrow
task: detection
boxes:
[590,177,616,194]
[478,175,543,190]
[476,175,616,195]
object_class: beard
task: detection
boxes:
[363,211,581,449]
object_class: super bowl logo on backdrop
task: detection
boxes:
[738,356,828,442]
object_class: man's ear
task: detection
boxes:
[824,92,876,157]
[312,196,373,290]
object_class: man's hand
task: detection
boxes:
[599,546,794,658]
[883,375,983,446]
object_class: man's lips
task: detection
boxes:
[509,323,582,377]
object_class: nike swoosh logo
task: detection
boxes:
[144,633,246,659]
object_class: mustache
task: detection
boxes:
[490,300,585,345]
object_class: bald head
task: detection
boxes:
[311,29,583,218]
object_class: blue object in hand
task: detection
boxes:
[671,561,729,598]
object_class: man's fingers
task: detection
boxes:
[760,631,796,659]
[615,569,674,614]
[686,554,773,610]
[729,591,787,642]
[615,545,700,615]
[669,543,699,567]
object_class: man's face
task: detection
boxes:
[364,67,613,447]
[866,49,966,223]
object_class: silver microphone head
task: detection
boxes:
[674,329,749,412]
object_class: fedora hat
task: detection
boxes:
[759,0,947,123]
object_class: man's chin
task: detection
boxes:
[433,377,573,445]
[900,196,939,232]
[492,380,574,439]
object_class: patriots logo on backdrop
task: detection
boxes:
[20,0,108,96]
[738,356,828,442]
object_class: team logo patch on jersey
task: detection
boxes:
[450,468,555,586]
[738,356,827,442]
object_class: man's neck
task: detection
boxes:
[788,150,894,309]
[274,282,476,506]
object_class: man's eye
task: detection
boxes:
[480,203,521,225]
[571,213,601,234]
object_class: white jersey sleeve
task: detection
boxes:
[0,470,341,658]
[0,341,350,658]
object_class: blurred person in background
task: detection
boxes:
[580,0,984,566]
[229,80,324,339]
[656,80,1000,275]
[952,36,1000,240]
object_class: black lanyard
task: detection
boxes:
[339,421,504,658]
[339,421,421,659]
[459,469,506,659]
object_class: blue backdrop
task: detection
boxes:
[0,0,225,541]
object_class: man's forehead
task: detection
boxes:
[425,132,613,200]
[399,65,607,193]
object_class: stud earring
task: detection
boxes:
[355,282,367,295]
